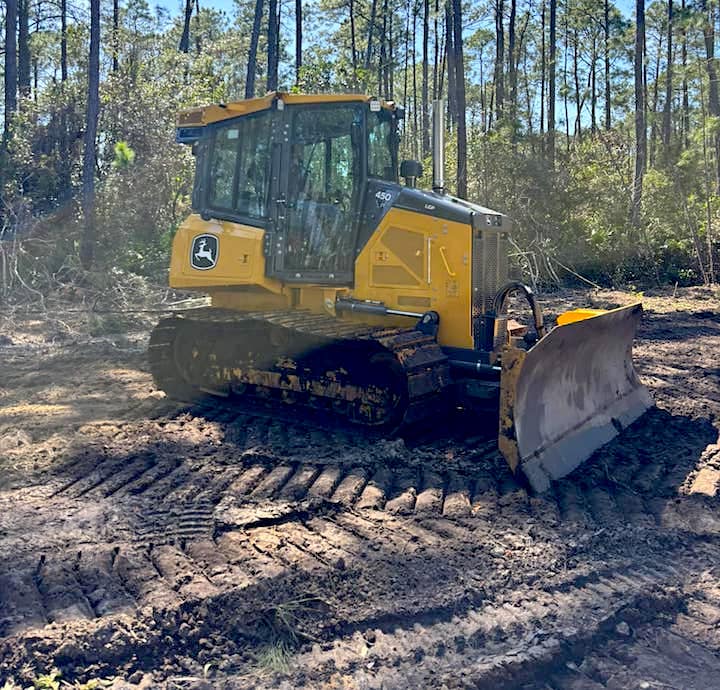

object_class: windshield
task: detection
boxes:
[368,109,398,182]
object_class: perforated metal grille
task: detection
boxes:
[472,228,509,349]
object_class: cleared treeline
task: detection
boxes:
[0,0,718,289]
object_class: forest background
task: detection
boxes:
[0,0,719,299]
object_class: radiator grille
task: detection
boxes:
[472,227,509,349]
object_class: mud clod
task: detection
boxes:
[615,621,631,636]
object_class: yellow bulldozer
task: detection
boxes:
[150,92,652,492]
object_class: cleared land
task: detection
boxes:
[0,287,718,689]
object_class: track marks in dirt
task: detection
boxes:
[40,406,719,557]
[3,399,712,650]
[0,547,140,638]
[538,575,720,690]
[2,501,714,688]
[262,545,720,689]
[227,505,720,687]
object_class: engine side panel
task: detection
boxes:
[353,207,473,349]
[168,214,282,294]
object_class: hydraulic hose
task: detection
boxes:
[492,281,546,340]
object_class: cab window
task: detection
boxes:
[206,113,271,219]
[368,109,398,182]
[284,105,362,273]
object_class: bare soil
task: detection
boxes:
[0,286,719,689]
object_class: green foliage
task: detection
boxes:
[1,669,113,690]
[111,141,136,169]
[257,639,294,674]
[33,671,61,690]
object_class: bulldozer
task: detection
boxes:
[150,92,652,492]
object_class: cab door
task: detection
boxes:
[271,104,365,284]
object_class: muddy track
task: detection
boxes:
[0,291,719,687]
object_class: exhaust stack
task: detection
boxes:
[432,99,445,194]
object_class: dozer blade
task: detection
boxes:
[498,303,653,492]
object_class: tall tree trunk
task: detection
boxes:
[523,38,533,135]
[645,29,663,168]
[515,12,530,130]
[3,0,18,147]
[445,0,456,126]
[32,8,37,106]
[604,0,611,129]
[403,0,410,105]
[379,0,388,95]
[547,0,556,166]
[540,0,546,137]
[507,0,516,121]
[452,0,467,197]
[630,0,646,229]
[422,0,430,157]
[267,0,279,91]
[349,0,357,78]
[179,0,193,52]
[700,0,720,192]
[194,0,201,54]
[432,0,439,99]
[113,0,120,71]
[494,0,505,123]
[480,47,486,132]
[661,0,673,159]
[563,10,569,150]
[681,0,689,148]
[18,0,31,98]
[245,0,263,97]
[438,3,446,98]
[60,0,68,82]
[699,76,715,281]
[388,10,394,97]
[412,4,418,155]
[295,0,302,85]
[573,27,581,142]
[649,30,662,167]
[365,0,378,71]
[590,36,597,134]
[80,0,100,270]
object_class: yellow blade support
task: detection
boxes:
[498,303,653,493]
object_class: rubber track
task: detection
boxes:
[148,307,451,429]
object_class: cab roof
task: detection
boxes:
[177,92,398,128]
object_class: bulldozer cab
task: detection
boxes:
[191,97,401,284]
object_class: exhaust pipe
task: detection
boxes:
[432,99,445,194]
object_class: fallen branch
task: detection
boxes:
[548,256,603,290]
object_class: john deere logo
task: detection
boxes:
[191,234,218,270]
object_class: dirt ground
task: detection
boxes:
[0,286,719,689]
